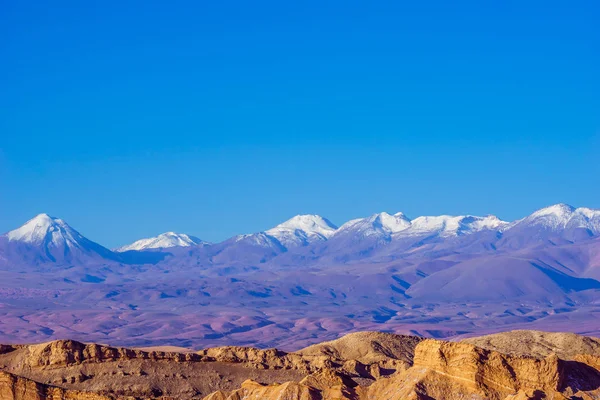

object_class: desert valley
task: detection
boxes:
[2,204,600,398]
[1,204,600,350]
[3,2,598,397]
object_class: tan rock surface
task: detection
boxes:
[462,330,600,360]
[297,331,423,365]
[0,370,112,400]
[204,335,600,400]
[0,340,307,399]
[1,330,600,400]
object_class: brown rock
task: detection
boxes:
[298,331,424,365]
[2,330,600,400]
[0,371,111,400]
[462,330,600,360]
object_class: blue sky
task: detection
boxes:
[1,0,598,247]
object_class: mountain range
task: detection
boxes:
[0,203,600,349]
[3,203,599,264]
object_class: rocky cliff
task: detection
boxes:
[0,370,111,400]
[0,330,599,399]
[205,336,600,400]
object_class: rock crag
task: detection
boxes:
[0,330,600,399]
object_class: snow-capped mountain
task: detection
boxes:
[334,212,411,239]
[116,232,205,252]
[313,212,412,261]
[265,214,338,247]
[400,214,508,237]
[7,213,77,244]
[4,206,600,350]
[3,204,599,268]
[507,204,600,233]
[331,212,506,240]
[320,212,506,262]
[1,213,117,264]
[499,204,600,247]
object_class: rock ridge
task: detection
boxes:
[1,331,600,399]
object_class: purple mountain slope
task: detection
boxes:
[1,204,600,349]
[404,254,600,302]
[313,212,412,262]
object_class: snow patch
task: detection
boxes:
[507,203,600,233]
[335,212,411,238]
[266,214,338,247]
[403,215,507,237]
[116,232,205,252]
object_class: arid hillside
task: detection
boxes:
[3,208,600,351]
[1,330,600,399]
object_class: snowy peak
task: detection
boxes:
[578,207,600,219]
[336,212,411,238]
[7,213,83,247]
[268,214,338,237]
[509,203,600,233]
[466,215,508,231]
[265,214,337,247]
[530,203,576,219]
[333,211,507,240]
[370,212,412,233]
[404,214,508,237]
[3,213,116,263]
[116,232,205,252]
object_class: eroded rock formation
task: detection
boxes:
[1,331,600,399]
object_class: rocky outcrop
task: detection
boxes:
[363,339,598,399]
[0,371,111,400]
[295,331,423,378]
[298,331,423,365]
[399,339,564,399]
[11,340,202,368]
[204,379,321,400]
[201,331,423,378]
[201,346,310,370]
[2,331,600,400]
[462,330,600,360]
[203,337,600,400]
[203,370,359,400]
[0,340,307,399]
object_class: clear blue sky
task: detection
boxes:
[1,0,598,247]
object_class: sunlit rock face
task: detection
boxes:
[2,330,600,399]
